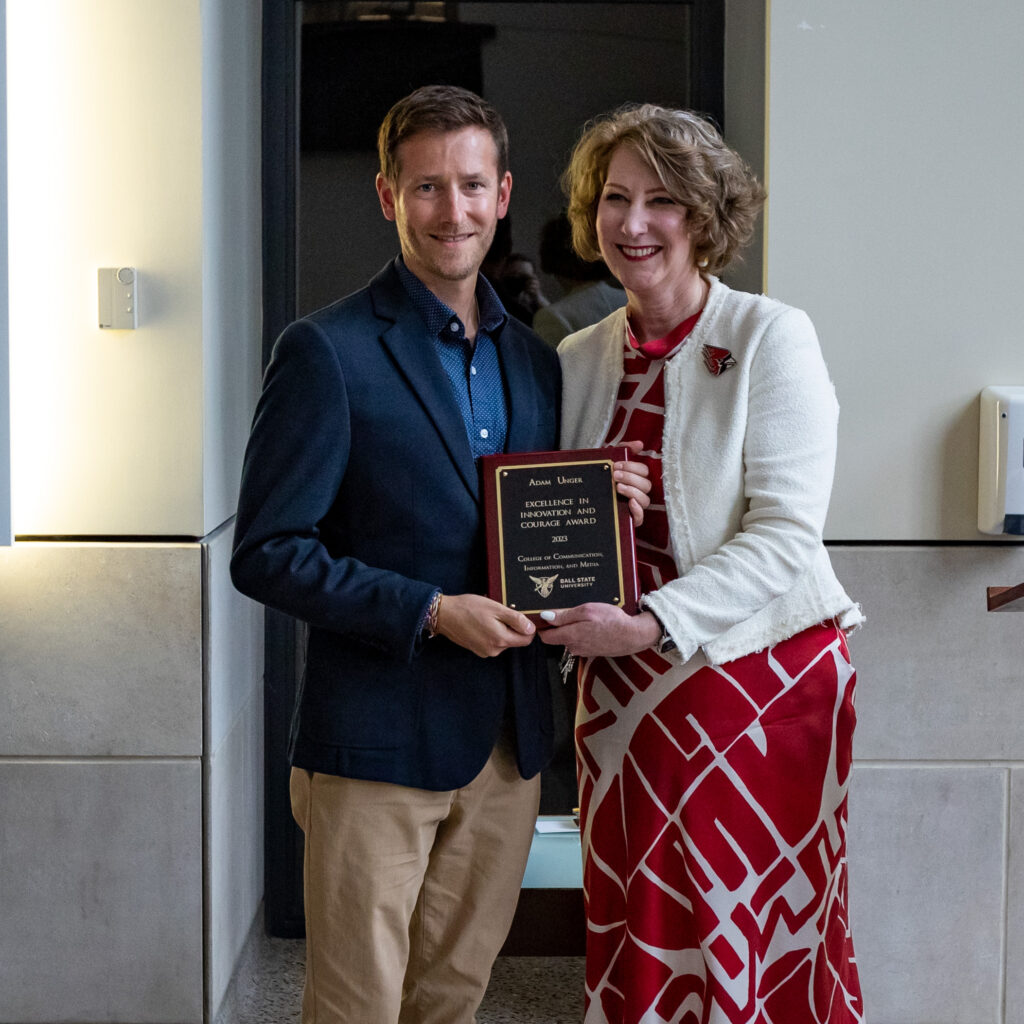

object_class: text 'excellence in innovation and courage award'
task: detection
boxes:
[481,447,639,622]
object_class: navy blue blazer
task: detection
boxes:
[231,260,561,790]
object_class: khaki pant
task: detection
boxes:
[289,740,540,1024]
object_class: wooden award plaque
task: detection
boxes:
[481,447,639,621]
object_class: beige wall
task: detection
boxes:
[0,1,8,544]
[1,2,264,1021]
[200,0,263,539]
[761,1,1024,1021]
[7,0,260,538]
[766,0,1024,542]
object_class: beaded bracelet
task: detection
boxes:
[426,591,443,638]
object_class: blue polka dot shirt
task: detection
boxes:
[395,257,509,460]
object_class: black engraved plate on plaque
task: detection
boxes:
[481,448,638,619]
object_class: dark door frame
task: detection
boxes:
[261,0,304,938]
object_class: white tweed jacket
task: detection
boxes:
[558,276,863,666]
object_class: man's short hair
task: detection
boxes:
[377,85,510,183]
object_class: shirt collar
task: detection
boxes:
[395,256,508,341]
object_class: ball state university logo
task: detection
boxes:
[530,574,558,598]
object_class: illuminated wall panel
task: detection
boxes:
[6,0,259,538]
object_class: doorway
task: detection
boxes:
[260,0,724,940]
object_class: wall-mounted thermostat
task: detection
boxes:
[978,385,1024,536]
[98,267,138,329]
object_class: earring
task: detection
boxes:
[697,256,709,269]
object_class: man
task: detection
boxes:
[231,86,560,1023]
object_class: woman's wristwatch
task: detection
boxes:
[656,631,677,655]
[650,611,677,654]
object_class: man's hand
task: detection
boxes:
[435,593,537,658]
[613,439,652,527]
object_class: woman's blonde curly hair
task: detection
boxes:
[562,104,765,276]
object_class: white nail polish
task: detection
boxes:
[539,610,556,622]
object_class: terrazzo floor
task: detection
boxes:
[233,935,586,1023]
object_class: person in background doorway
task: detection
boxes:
[532,212,625,347]
[491,251,550,325]
[539,103,866,1024]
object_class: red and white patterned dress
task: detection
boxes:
[575,325,865,1024]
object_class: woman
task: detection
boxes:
[539,105,866,1023]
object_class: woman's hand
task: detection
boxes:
[538,604,662,658]
[614,439,651,527]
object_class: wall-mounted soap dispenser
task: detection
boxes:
[978,386,1024,535]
